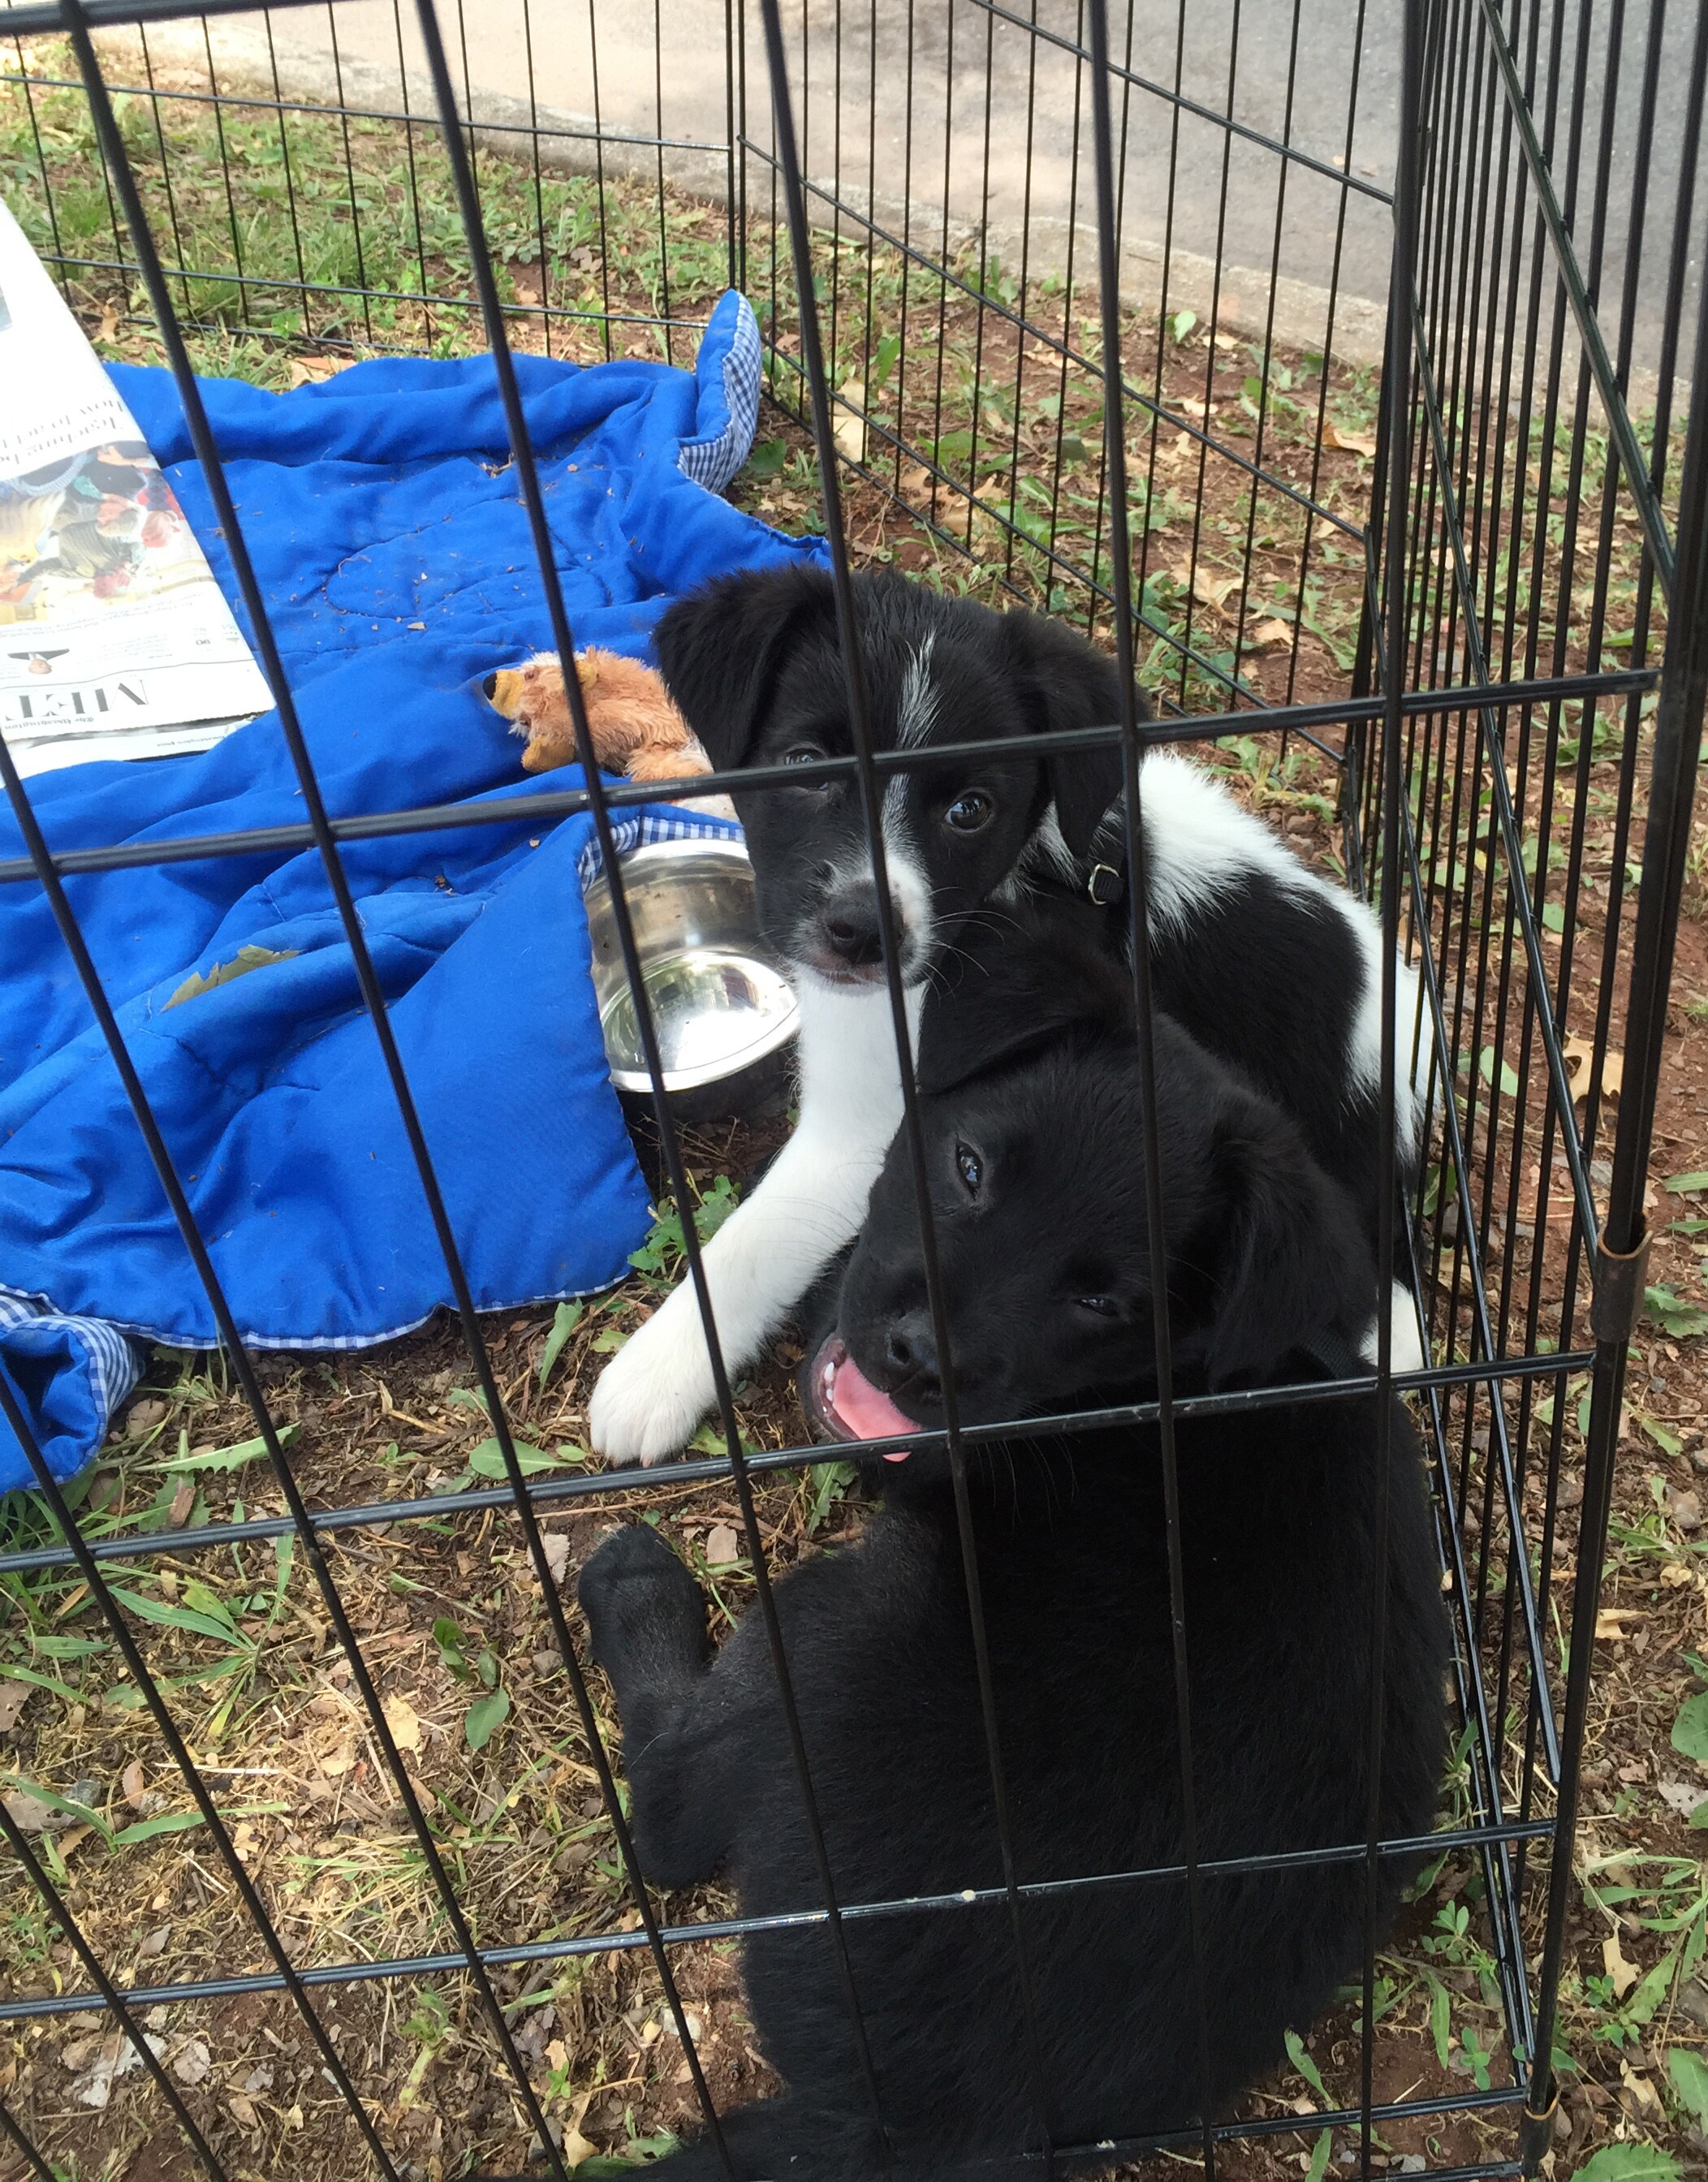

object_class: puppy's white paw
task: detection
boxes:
[1388,1283,1426,1376]
[589,1307,715,1466]
[1361,1283,1427,1377]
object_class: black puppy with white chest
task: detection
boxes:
[589,565,1427,1467]
[579,915,1450,2182]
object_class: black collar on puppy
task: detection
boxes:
[1085,857,1125,908]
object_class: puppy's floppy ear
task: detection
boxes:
[653,564,837,771]
[997,606,1145,857]
[1201,1090,1377,1391]
[915,906,1132,1094]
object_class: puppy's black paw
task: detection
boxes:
[578,1524,709,1673]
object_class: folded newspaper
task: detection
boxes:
[0,203,271,777]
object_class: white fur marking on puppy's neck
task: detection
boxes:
[898,633,940,751]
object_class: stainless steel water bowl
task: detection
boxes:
[583,838,799,1117]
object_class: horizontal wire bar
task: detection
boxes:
[0,669,1653,889]
[0,1347,1594,1576]
[0,67,731,157]
[965,0,1394,204]
[740,137,1369,537]
[0,1816,1556,2025]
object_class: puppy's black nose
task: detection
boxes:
[885,1312,939,1400]
[819,886,890,968]
[481,671,498,701]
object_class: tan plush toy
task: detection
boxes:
[484,649,735,819]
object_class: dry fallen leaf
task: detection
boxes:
[1186,567,1239,610]
[317,1739,356,1777]
[172,2038,212,2087]
[899,463,932,495]
[382,1693,422,1754]
[2,1788,53,1833]
[1602,1930,1639,1999]
[833,385,868,464]
[1563,1033,1623,1102]
[1620,2061,1663,2117]
[1594,1604,1645,1639]
[1249,617,1295,650]
[287,355,347,390]
[228,2092,259,2130]
[135,1924,170,1960]
[562,2089,602,2169]
[541,1532,571,1585]
[76,2035,147,2111]
[0,1680,28,1735]
[121,1758,147,1810]
[1322,420,1378,458]
[704,1521,741,1567]
[167,1477,195,1528]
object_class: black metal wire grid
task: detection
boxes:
[0,0,1701,2178]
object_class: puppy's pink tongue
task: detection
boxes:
[822,1343,917,1458]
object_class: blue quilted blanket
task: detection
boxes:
[0,293,822,1490]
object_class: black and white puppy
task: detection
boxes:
[578,924,1450,2181]
[589,566,1425,1464]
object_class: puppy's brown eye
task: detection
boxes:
[944,789,994,833]
[1076,1295,1119,1318]
[955,1143,983,1195]
[783,744,826,766]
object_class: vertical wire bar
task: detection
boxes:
[858,0,878,503]
[0,1362,398,2175]
[1042,0,1089,614]
[733,0,748,298]
[757,0,1060,2163]
[11,39,68,300]
[1523,213,1708,2173]
[325,7,376,352]
[1085,6,1215,2170]
[261,14,313,338]
[1175,0,1247,702]
[520,0,551,360]
[1361,0,1421,2167]
[726,0,740,292]
[408,2,893,2157]
[653,0,672,360]
[963,0,997,549]
[389,0,434,353]
[1132,0,1189,636]
[826,0,842,386]
[197,25,248,338]
[895,0,917,506]
[584,0,615,359]
[999,3,1042,593]
[1231,0,1306,695]
[0,1789,233,2182]
[134,25,193,328]
[927,0,954,528]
